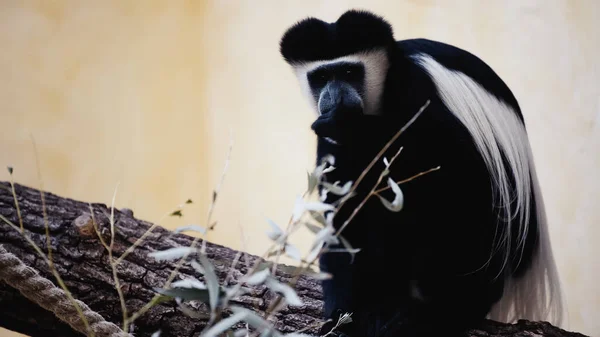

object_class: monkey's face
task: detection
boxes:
[308,61,365,144]
[295,50,390,146]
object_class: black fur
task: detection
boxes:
[280,10,540,337]
[280,10,395,64]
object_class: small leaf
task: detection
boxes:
[337,312,353,325]
[309,210,327,225]
[264,278,303,306]
[321,154,335,166]
[312,225,338,250]
[322,165,335,174]
[212,190,217,202]
[185,199,193,204]
[303,202,335,213]
[224,285,249,299]
[339,236,360,264]
[291,195,305,223]
[191,260,205,274]
[149,247,197,261]
[201,311,248,337]
[325,212,334,227]
[173,225,207,235]
[154,287,211,302]
[176,297,206,319]
[377,178,404,212]
[256,261,273,272]
[230,306,274,332]
[307,171,318,194]
[171,278,206,289]
[154,294,175,305]
[198,254,221,311]
[319,188,329,202]
[234,329,250,337]
[284,243,301,262]
[306,242,322,263]
[245,268,270,285]
[304,221,322,234]
[321,181,353,196]
[266,218,284,242]
[170,209,183,217]
[7,166,13,175]
[209,221,218,230]
[303,270,332,280]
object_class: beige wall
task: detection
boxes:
[1,1,598,336]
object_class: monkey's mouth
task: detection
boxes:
[311,114,351,146]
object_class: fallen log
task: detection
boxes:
[0,181,589,337]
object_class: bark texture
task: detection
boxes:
[0,181,589,337]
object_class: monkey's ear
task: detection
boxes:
[334,9,395,50]
[280,9,395,65]
[279,17,331,65]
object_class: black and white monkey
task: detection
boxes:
[279,9,564,337]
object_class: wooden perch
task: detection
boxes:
[0,181,589,337]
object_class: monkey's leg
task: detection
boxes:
[318,249,358,336]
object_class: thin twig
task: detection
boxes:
[7,170,24,233]
[373,166,441,194]
[333,99,430,215]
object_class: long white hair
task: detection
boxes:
[412,53,565,327]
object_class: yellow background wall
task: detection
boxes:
[1,1,598,336]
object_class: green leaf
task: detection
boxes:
[201,311,248,337]
[153,287,211,302]
[284,243,301,262]
[302,270,332,280]
[321,180,353,196]
[173,225,207,235]
[264,278,303,306]
[171,278,206,289]
[191,259,205,275]
[233,329,250,337]
[304,221,322,234]
[245,268,270,285]
[148,247,197,261]
[198,254,221,312]
[7,166,13,175]
[266,218,283,242]
[185,198,193,204]
[339,236,360,264]
[377,177,404,212]
[311,225,338,251]
[308,211,327,227]
[303,202,335,213]
[154,294,175,305]
[307,171,318,194]
[291,195,305,223]
[230,306,277,334]
[170,209,183,217]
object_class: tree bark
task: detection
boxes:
[0,181,589,337]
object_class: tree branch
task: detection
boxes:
[0,181,588,337]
